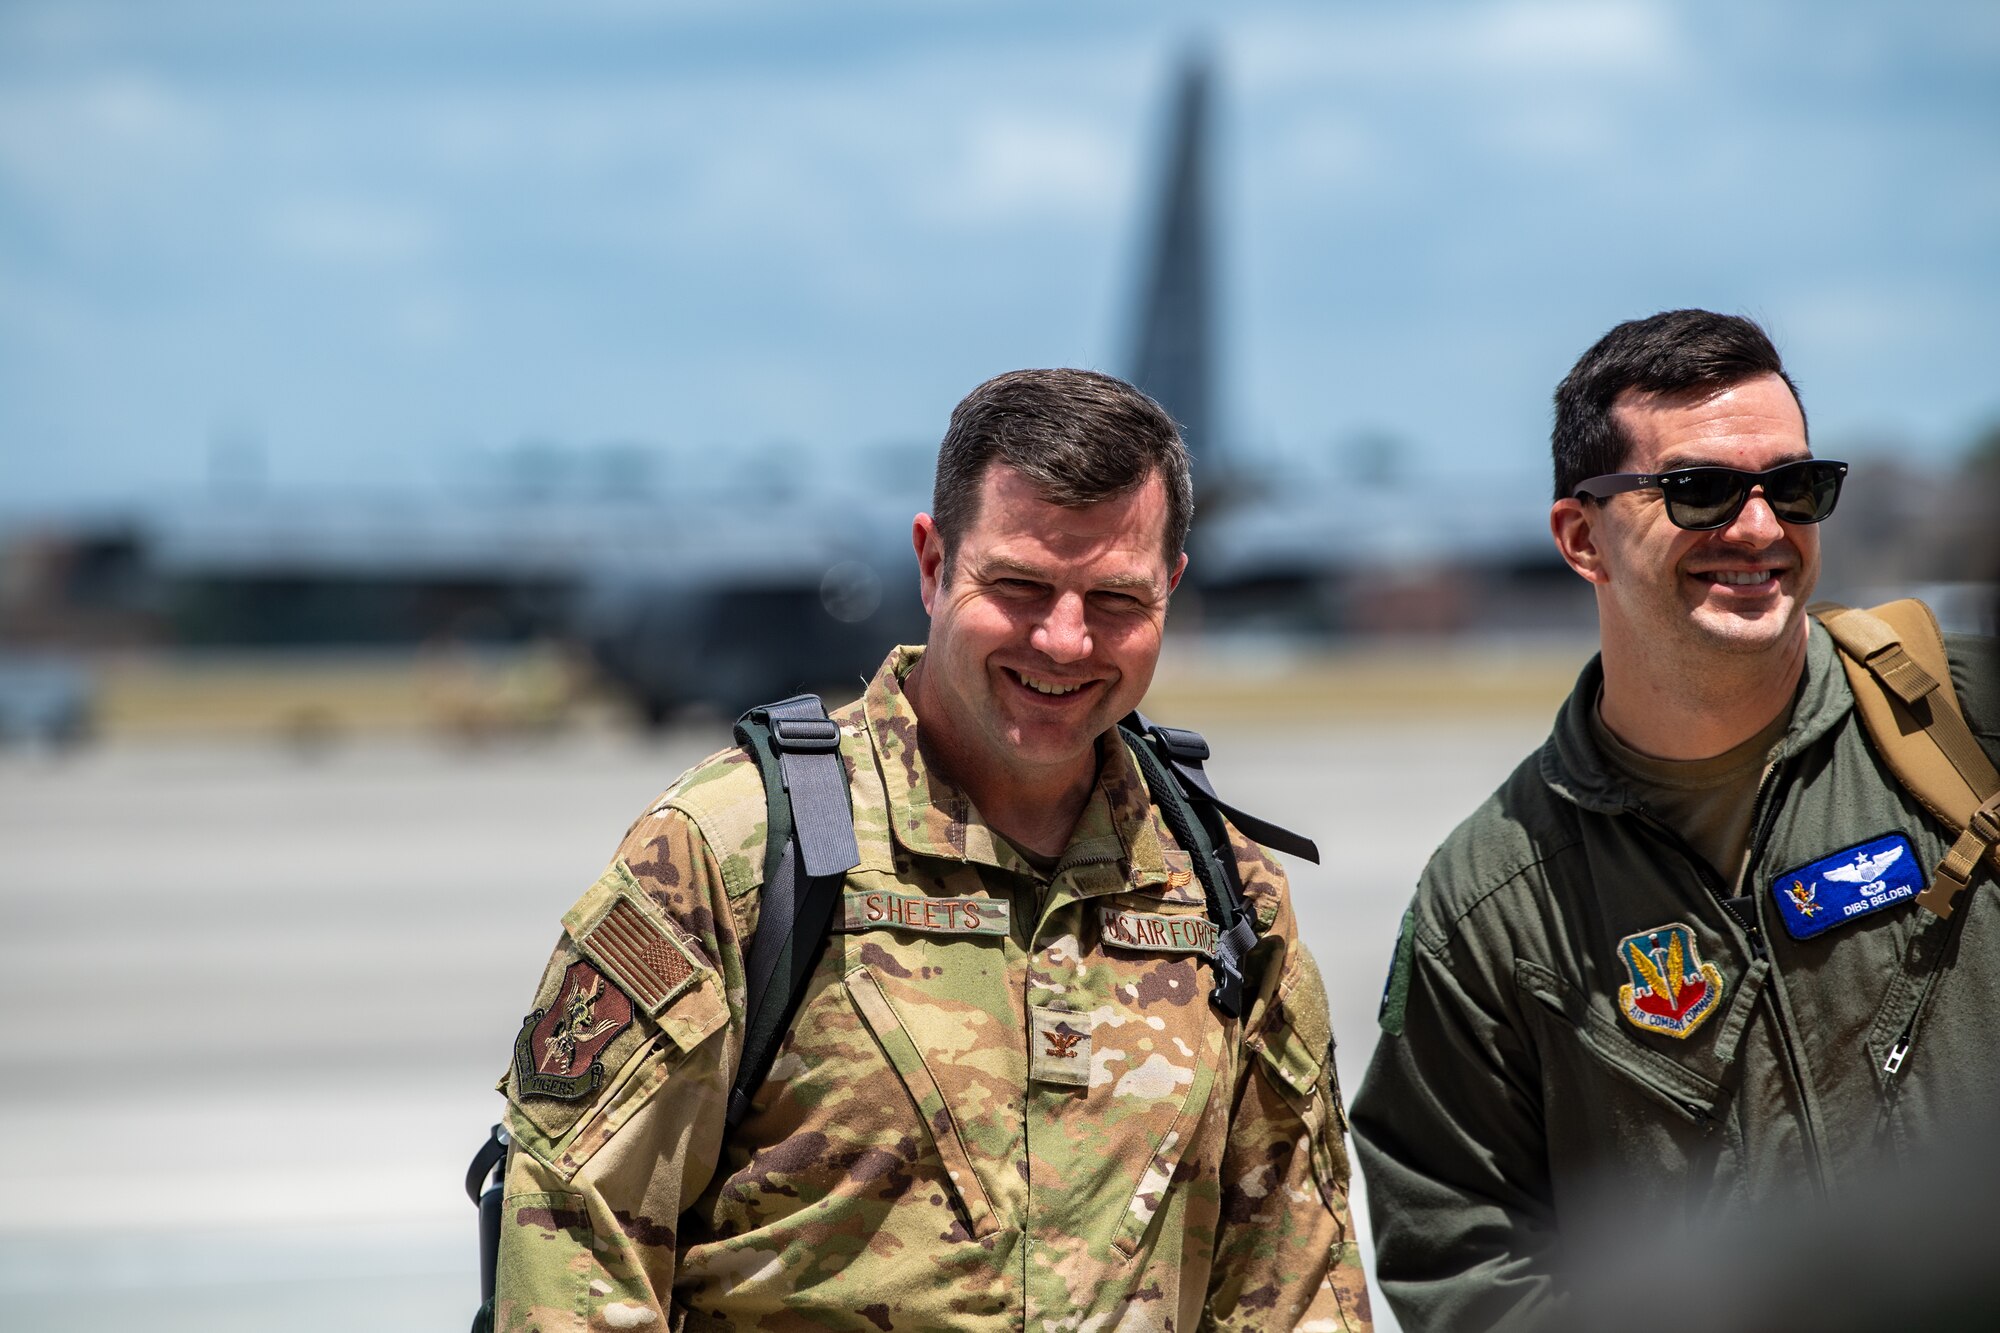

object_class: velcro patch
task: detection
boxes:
[1031,1006,1092,1086]
[1379,906,1416,1036]
[1772,833,1923,941]
[515,960,635,1100]
[1154,850,1203,903]
[836,889,1010,937]
[1099,906,1218,956]
[573,891,705,1017]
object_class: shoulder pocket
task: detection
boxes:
[504,946,728,1174]
[1253,949,1348,1207]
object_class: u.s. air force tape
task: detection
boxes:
[1099,906,1218,956]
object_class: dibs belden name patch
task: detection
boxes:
[1771,832,1923,941]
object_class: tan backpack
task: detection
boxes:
[1813,599,2000,917]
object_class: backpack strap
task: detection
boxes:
[466,1122,509,1333]
[727,695,860,1128]
[1120,710,1320,1020]
[1813,600,2000,917]
[1128,716,1322,864]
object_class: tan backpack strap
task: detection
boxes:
[1812,599,2000,918]
[1926,792,2000,916]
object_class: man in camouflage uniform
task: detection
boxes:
[493,369,1370,1331]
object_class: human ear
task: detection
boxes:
[912,514,947,614]
[1550,498,1611,585]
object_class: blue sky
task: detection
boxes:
[3,0,1996,509]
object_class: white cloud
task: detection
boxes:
[0,71,211,204]
[1235,0,1685,90]
[1473,0,1681,75]
[923,113,1134,226]
[1475,100,1626,160]
[264,197,439,266]
[1254,114,1387,193]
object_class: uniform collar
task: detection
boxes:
[858,646,1170,890]
[1542,617,1854,814]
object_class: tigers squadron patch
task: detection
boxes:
[514,961,635,1100]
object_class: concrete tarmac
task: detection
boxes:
[0,707,1554,1331]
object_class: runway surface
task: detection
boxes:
[0,706,1556,1331]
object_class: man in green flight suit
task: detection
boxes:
[1351,310,2000,1331]
[492,368,1371,1331]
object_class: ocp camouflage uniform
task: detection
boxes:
[495,647,1370,1332]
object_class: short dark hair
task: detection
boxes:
[1552,310,1808,501]
[931,368,1193,576]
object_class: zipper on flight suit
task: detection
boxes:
[1714,764,1793,961]
[1731,756,1829,1193]
[1628,758,1827,1192]
[1878,894,1969,1082]
[1627,812,1751,1139]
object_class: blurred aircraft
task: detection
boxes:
[124,461,930,723]
[0,48,1574,735]
[1128,54,1563,634]
[573,479,928,722]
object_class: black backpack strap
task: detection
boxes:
[1128,714,1320,864]
[1119,711,1319,1020]
[727,695,860,1129]
[466,1122,509,1332]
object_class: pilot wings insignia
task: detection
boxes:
[1820,844,1904,884]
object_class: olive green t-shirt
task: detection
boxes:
[1591,696,1795,889]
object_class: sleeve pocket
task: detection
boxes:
[495,1179,595,1327]
[1255,1020,1348,1209]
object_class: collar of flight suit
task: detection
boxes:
[853,645,1174,893]
[1540,617,1856,817]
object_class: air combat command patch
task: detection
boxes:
[1615,922,1724,1040]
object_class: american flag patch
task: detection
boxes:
[578,895,704,1016]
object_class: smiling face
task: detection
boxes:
[909,463,1185,798]
[1552,372,1821,666]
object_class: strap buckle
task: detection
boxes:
[1970,793,2000,845]
[772,717,841,753]
[1149,724,1211,764]
[1207,918,1260,1019]
[1864,642,1942,707]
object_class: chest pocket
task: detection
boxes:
[844,965,1003,1238]
[1081,891,1230,1258]
[1515,956,1766,1129]
[819,869,1022,1239]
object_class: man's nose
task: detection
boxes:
[1720,488,1784,544]
[1032,592,1092,663]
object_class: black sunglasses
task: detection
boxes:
[1572,459,1849,531]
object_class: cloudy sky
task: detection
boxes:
[3,0,1996,509]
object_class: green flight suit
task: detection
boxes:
[1352,622,2000,1332]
